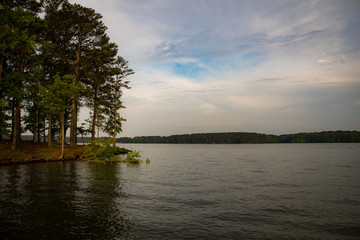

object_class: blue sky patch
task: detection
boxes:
[172,62,205,79]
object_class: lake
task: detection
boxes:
[0,143,359,239]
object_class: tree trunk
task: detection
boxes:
[113,90,117,147]
[12,51,25,150]
[11,99,20,151]
[91,86,98,142]
[97,123,100,139]
[0,54,4,83]
[70,41,81,148]
[16,107,21,143]
[60,113,64,160]
[97,111,100,140]
[37,108,41,142]
[43,119,46,143]
[11,98,15,141]
[0,55,4,141]
[113,114,116,147]
[48,112,52,147]
[64,127,67,144]
[33,106,37,143]
[70,96,76,147]
[75,104,77,145]
[33,120,37,142]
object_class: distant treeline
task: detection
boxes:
[117,131,360,144]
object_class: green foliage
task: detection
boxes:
[0,0,133,146]
[0,2,46,57]
[121,151,142,164]
[0,98,5,108]
[81,140,148,164]
[81,139,121,162]
[103,113,126,136]
[39,74,80,114]
[0,99,10,135]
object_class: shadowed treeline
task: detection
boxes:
[117,131,360,144]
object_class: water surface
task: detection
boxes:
[1,143,359,239]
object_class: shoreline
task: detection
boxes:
[0,141,85,165]
[0,141,131,165]
[118,130,360,144]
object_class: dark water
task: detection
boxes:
[1,144,359,239]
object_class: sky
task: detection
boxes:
[70,0,360,137]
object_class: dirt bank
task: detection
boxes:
[0,141,86,165]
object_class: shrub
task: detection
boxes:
[121,151,142,164]
[81,139,120,162]
[81,140,149,164]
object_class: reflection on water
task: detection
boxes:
[0,161,132,239]
[1,143,360,239]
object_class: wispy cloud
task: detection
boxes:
[70,0,360,136]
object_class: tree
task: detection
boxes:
[0,0,134,152]
[1,2,46,150]
[39,74,82,159]
[43,0,75,147]
[43,1,108,147]
[77,123,89,144]
[107,56,133,146]
[82,34,118,142]
[85,107,107,140]
[0,0,43,82]
[103,111,126,140]
[68,3,107,147]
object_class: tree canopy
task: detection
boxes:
[0,0,133,150]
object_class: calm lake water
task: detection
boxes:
[0,143,359,239]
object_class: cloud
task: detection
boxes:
[317,59,333,65]
[69,0,360,136]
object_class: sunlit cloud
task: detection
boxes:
[317,59,333,65]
